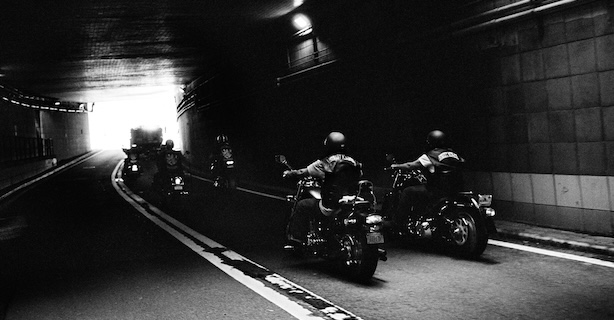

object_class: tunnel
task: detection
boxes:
[1,0,613,238]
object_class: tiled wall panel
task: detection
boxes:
[580,175,610,211]
[554,174,583,208]
[571,73,600,108]
[568,39,596,74]
[600,70,614,106]
[577,142,606,175]
[596,34,614,70]
[492,172,513,201]
[531,174,557,205]
[543,45,569,78]
[511,173,533,203]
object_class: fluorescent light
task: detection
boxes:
[292,14,311,30]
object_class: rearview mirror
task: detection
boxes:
[275,154,287,165]
[385,153,396,163]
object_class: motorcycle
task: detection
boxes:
[210,154,236,189]
[153,150,189,202]
[122,148,142,181]
[382,154,496,259]
[276,154,387,283]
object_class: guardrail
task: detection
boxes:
[0,136,54,165]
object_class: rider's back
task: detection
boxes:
[321,159,361,210]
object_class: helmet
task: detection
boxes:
[426,130,447,148]
[216,134,228,145]
[323,131,346,155]
[165,139,174,150]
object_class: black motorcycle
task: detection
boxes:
[210,154,236,189]
[122,148,142,181]
[276,155,387,282]
[382,155,496,259]
[153,151,189,203]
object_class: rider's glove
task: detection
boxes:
[283,170,295,178]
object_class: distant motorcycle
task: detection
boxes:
[210,156,236,189]
[122,148,142,181]
[153,150,189,201]
[276,154,387,283]
[382,154,496,259]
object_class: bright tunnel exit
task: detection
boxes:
[88,90,181,151]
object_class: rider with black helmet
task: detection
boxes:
[283,131,363,250]
[389,130,465,231]
[153,139,185,191]
[210,134,236,188]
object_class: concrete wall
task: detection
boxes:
[0,93,91,192]
[458,0,614,235]
[40,111,90,161]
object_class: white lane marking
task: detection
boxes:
[489,239,614,269]
[190,171,614,270]
[188,174,287,201]
[112,162,360,320]
[237,187,287,201]
[0,150,104,202]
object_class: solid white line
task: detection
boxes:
[112,162,357,320]
[188,171,614,271]
[489,239,614,269]
[0,150,103,202]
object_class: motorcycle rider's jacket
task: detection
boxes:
[158,149,183,174]
[423,147,465,195]
[307,154,362,211]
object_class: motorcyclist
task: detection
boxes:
[153,139,184,191]
[389,130,465,231]
[122,146,141,175]
[210,134,236,188]
[282,131,363,250]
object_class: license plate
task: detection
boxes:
[173,185,183,191]
[366,232,384,244]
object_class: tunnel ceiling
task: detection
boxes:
[0,0,460,103]
[0,0,300,102]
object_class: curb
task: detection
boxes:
[495,228,614,257]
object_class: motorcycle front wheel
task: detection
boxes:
[446,210,488,259]
[338,234,379,283]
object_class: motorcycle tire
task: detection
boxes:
[446,210,488,259]
[338,234,379,283]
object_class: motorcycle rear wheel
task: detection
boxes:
[338,234,379,283]
[447,210,488,259]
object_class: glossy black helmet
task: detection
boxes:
[216,134,228,145]
[164,139,174,150]
[426,130,447,148]
[323,131,346,155]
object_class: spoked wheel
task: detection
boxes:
[338,234,378,283]
[447,210,488,259]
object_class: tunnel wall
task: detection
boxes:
[452,0,614,236]
[178,0,614,235]
[0,89,91,192]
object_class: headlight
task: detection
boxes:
[173,176,184,185]
[478,194,492,207]
[484,207,496,217]
[366,214,383,225]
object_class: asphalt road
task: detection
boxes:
[1,150,613,320]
